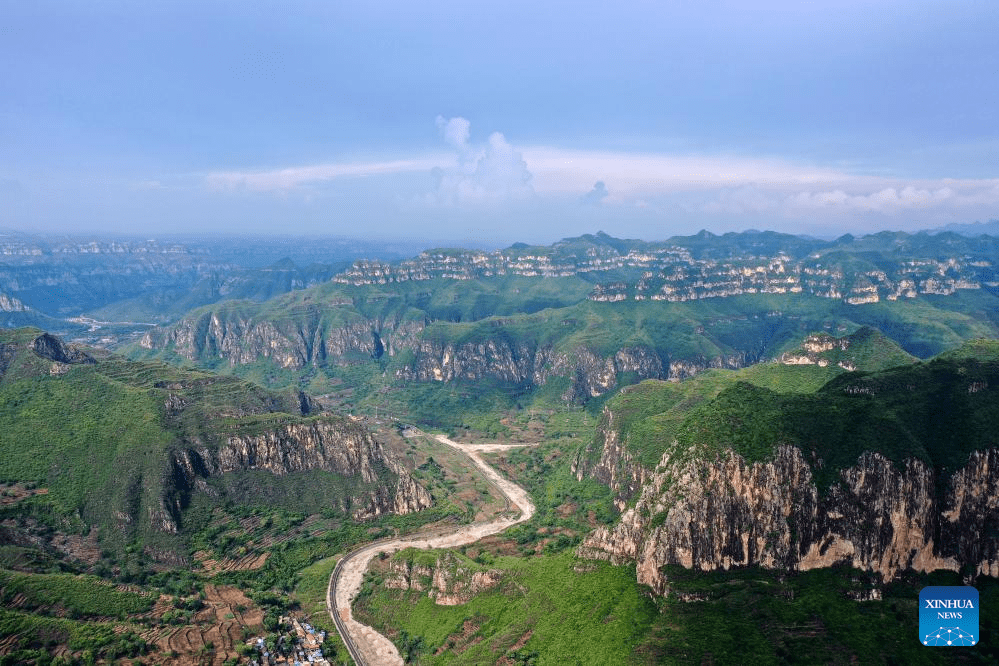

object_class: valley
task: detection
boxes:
[328,434,535,665]
[7,1,999,661]
[3,230,999,664]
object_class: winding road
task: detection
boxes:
[326,434,536,666]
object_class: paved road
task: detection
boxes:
[327,435,536,666]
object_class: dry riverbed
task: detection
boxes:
[328,435,536,666]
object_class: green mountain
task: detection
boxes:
[350,338,999,666]
[120,230,999,432]
[571,327,916,501]
[580,339,999,594]
[0,329,430,562]
[129,281,999,433]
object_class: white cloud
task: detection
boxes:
[206,158,446,193]
[784,182,999,215]
[519,148,849,198]
[436,115,471,150]
[428,117,533,206]
[199,119,999,232]
[515,145,999,221]
[581,180,609,205]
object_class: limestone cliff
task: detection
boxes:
[571,408,651,511]
[395,340,672,401]
[580,445,999,595]
[164,418,431,531]
[578,344,999,594]
[0,293,28,312]
[573,329,916,509]
[140,308,425,370]
[383,551,503,606]
[141,304,689,402]
[774,327,917,372]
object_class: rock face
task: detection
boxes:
[141,310,425,370]
[0,293,28,312]
[163,418,432,531]
[384,551,503,606]
[328,232,992,305]
[774,327,917,372]
[580,444,999,595]
[396,340,674,401]
[141,304,753,403]
[31,332,94,365]
[573,329,921,511]
[571,408,651,511]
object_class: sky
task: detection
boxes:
[1,0,997,245]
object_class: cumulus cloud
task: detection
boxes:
[428,116,534,206]
[436,115,471,150]
[580,180,609,205]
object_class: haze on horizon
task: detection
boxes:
[2,0,997,246]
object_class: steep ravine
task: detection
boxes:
[327,435,536,666]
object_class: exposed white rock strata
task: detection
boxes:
[165,419,431,531]
[581,445,999,595]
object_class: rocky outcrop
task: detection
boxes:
[580,445,999,595]
[397,340,686,402]
[774,328,915,371]
[384,551,503,606]
[396,338,551,384]
[571,408,651,510]
[778,333,849,367]
[667,353,747,380]
[31,332,94,365]
[0,293,28,312]
[164,418,432,530]
[140,309,426,370]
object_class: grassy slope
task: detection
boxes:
[355,550,656,666]
[596,328,951,469]
[0,569,154,618]
[0,329,398,555]
[356,552,999,665]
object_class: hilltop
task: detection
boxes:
[580,339,999,591]
[0,329,430,565]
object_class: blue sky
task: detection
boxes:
[1,0,997,244]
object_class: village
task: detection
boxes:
[247,616,334,666]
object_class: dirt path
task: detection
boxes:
[328,435,536,666]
